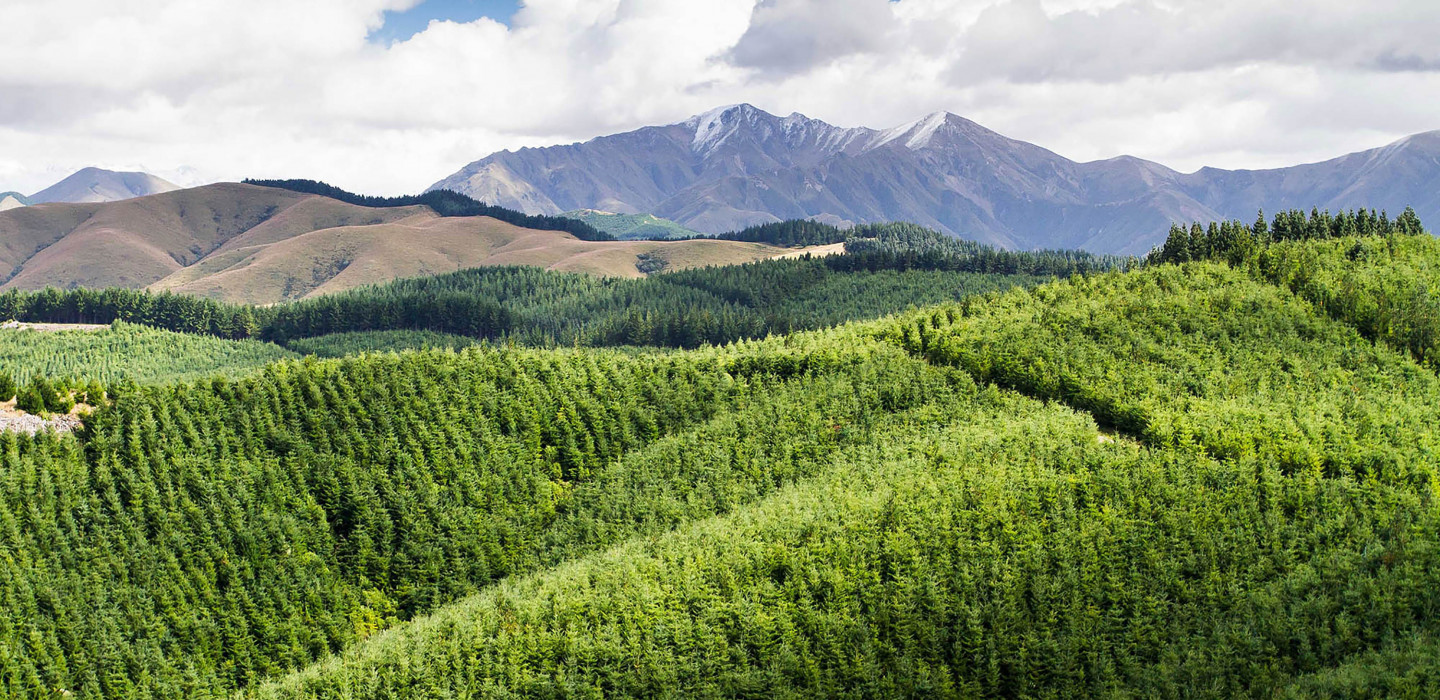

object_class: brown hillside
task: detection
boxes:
[0,184,807,304]
[149,211,802,305]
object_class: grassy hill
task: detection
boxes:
[146,209,804,304]
[0,184,830,304]
[560,209,703,239]
[0,215,1438,697]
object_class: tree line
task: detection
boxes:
[1147,206,1426,265]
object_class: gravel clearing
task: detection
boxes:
[0,411,83,435]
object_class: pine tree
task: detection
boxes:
[14,384,44,414]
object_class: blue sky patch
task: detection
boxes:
[370,0,521,44]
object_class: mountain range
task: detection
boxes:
[430,104,1440,255]
[0,183,822,304]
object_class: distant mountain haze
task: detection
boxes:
[430,104,1440,255]
[0,192,28,211]
[27,167,180,204]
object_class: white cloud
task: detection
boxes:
[1,0,1437,195]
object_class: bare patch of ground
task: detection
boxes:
[0,399,89,435]
[770,242,847,260]
[1,320,110,332]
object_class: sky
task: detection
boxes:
[3,0,1439,196]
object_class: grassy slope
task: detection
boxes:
[0,185,817,305]
[0,321,297,384]
[0,183,312,290]
[560,209,703,240]
[148,212,806,304]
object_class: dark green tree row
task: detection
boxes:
[259,260,1041,347]
[0,338,957,698]
[836,222,1133,276]
[242,179,615,241]
[695,218,1135,275]
[0,287,263,339]
[1147,206,1426,265]
[707,218,853,246]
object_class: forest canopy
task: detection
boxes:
[0,210,1439,697]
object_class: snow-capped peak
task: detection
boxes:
[869,111,954,151]
[684,104,771,155]
[676,105,972,159]
[904,111,952,149]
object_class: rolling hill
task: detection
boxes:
[0,183,827,304]
[431,104,1440,255]
[27,166,180,203]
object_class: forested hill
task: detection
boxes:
[2,220,1440,696]
[0,258,1042,350]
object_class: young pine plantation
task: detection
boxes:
[0,213,1438,698]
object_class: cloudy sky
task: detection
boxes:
[4,0,1438,195]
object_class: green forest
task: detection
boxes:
[0,210,1438,698]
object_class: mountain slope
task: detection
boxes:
[431,105,1440,255]
[0,183,820,303]
[28,166,180,203]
